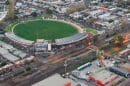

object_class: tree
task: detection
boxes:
[114,35,124,47]
[88,17,98,24]
[0,61,7,67]
[66,2,86,14]
[120,17,129,30]
[108,19,114,23]
[31,12,38,17]
[25,66,31,71]
[116,0,130,7]
[5,0,10,5]
[46,8,53,15]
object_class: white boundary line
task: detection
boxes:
[43,18,84,33]
[6,18,84,45]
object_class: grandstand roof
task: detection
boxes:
[5,32,34,46]
[55,33,87,45]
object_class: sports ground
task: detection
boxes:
[13,19,78,41]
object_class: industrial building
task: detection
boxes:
[119,79,130,86]
[109,66,130,78]
[0,41,27,62]
[32,73,78,86]
[89,69,125,86]
[119,63,130,72]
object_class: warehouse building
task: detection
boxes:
[109,66,130,78]
[32,73,77,86]
[89,69,125,86]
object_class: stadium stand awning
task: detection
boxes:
[5,32,34,46]
[55,33,87,45]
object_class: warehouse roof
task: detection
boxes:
[89,69,124,86]
[5,32,34,46]
[32,73,77,86]
[0,47,19,62]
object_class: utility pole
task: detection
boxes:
[64,60,68,74]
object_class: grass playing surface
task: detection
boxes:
[13,20,78,41]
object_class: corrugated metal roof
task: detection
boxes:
[0,47,19,62]
[32,73,77,86]
[55,33,87,45]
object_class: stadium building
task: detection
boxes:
[54,33,93,52]
[5,19,94,54]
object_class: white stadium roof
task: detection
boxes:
[5,32,34,46]
[55,33,87,45]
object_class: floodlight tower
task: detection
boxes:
[64,60,68,74]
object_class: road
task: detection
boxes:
[1,48,96,86]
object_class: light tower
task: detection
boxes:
[64,60,68,74]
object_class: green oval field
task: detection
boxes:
[13,20,78,41]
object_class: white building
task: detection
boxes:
[32,73,77,86]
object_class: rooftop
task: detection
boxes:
[89,69,124,86]
[32,73,77,86]
[55,33,87,45]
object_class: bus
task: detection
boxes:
[77,62,92,71]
